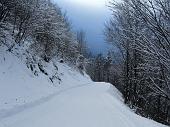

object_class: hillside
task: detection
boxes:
[0,47,91,111]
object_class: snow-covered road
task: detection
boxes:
[0,82,167,127]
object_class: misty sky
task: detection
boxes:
[52,0,112,55]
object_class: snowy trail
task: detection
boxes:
[0,82,92,120]
[0,82,167,127]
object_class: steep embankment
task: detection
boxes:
[0,48,167,127]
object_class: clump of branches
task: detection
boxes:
[0,0,79,63]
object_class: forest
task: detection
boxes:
[0,0,170,125]
[87,0,170,125]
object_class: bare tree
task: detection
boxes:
[76,30,88,56]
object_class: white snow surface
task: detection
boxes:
[0,49,167,127]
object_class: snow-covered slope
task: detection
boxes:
[0,47,91,110]
[0,49,167,127]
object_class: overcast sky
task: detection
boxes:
[52,0,112,55]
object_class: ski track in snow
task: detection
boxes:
[0,82,92,120]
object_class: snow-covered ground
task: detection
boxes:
[0,47,91,109]
[0,49,167,127]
